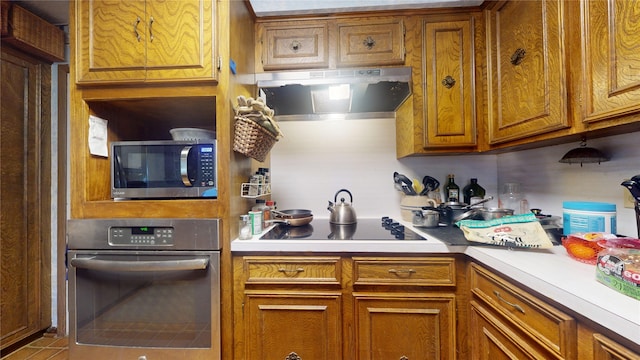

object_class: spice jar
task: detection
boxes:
[238,215,252,240]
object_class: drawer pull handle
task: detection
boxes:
[133,17,141,42]
[285,351,302,360]
[400,356,409,360]
[388,268,416,276]
[493,290,525,314]
[290,41,302,52]
[278,267,304,275]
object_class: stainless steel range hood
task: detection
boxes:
[256,67,412,121]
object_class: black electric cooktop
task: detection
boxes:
[260,217,426,241]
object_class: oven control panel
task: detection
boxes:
[109,226,174,246]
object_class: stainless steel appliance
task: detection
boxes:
[111,140,217,199]
[67,218,221,360]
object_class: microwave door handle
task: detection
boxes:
[180,145,194,186]
[70,257,209,272]
[114,152,127,187]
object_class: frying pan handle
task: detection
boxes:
[334,189,353,203]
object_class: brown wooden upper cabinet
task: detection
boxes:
[75,0,217,84]
[485,0,570,145]
[580,0,640,125]
[259,20,330,70]
[336,19,405,67]
[422,15,477,148]
[257,17,405,71]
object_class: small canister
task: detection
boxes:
[238,215,252,240]
[249,211,263,235]
[563,201,617,235]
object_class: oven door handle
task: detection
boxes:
[70,257,209,272]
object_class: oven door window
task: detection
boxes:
[72,253,217,349]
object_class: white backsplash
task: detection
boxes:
[270,117,640,237]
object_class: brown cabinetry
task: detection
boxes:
[259,21,330,70]
[579,0,640,125]
[336,19,405,67]
[396,13,482,157]
[351,257,457,359]
[256,17,405,71]
[234,256,343,360]
[75,0,217,84]
[1,47,51,351]
[485,0,570,145]
[469,263,577,359]
[234,255,461,359]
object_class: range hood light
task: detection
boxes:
[329,84,351,100]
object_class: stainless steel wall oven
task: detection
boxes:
[67,219,221,360]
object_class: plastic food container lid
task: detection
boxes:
[562,201,616,212]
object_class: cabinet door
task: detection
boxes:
[1,48,50,349]
[76,0,147,83]
[260,21,329,70]
[145,0,215,81]
[337,19,405,67]
[354,294,456,360]
[581,0,640,124]
[470,301,553,360]
[244,292,342,360]
[76,0,215,84]
[485,0,570,144]
[423,17,477,148]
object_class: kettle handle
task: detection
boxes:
[334,189,353,203]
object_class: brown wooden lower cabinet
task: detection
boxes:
[243,292,343,360]
[233,255,639,360]
[353,293,456,359]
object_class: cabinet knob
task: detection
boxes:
[290,41,302,52]
[400,356,409,360]
[442,75,456,89]
[363,36,376,50]
[285,352,302,360]
[510,48,526,65]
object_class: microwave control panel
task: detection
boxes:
[109,226,174,246]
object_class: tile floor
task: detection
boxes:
[1,337,68,360]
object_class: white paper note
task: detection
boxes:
[88,115,108,157]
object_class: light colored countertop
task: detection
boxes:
[231,220,640,345]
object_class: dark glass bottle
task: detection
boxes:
[463,178,486,205]
[444,174,460,202]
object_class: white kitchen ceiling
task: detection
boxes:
[249,0,483,17]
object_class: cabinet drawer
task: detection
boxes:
[469,263,576,358]
[337,19,405,67]
[352,257,455,286]
[260,22,329,70]
[243,256,341,285]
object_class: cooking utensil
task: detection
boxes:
[393,172,417,195]
[267,215,313,227]
[420,176,440,196]
[271,209,313,219]
[463,196,493,209]
[477,208,514,220]
[327,189,357,224]
[412,207,440,228]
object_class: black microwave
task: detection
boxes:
[111,140,217,199]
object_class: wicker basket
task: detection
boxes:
[233,117,278,162]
